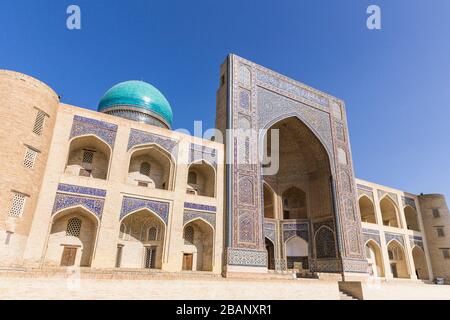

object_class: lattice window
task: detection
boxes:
[32,110,47,136]
[82,150,94,165]
[66,217,82,237]
[437,227,445,237]
[148,227,157,241]
[443,249,450,259]
[433,209,440,218]
[23,147,38,169]
[140,162,151,177]
[9,193,27,217]
[184,226,194,244]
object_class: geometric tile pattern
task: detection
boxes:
[184,202,216,212]
[120,196,170,224]
[70,115,118,149]
[183,210,216,228]
[127,128,178,157]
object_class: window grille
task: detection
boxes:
[140,162,151,177]
[9,193,27,217]
[82,150,94,165]
[148,227,157,241]
[66,217,82,237]
[23,147,38,169]
[433,209,440,218]
[32,110,47,135]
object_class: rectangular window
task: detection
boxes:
[443,249,450,260]
[437,227,445,237]
[9,192,27,217]
[32,110,47,136]
[23,147,39,169]
[432,209,440,218]
[82,150,95,165]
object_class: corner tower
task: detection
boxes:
[216,55,368,277]
[0,70,59,266]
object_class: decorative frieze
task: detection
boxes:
[402,196,417,209]
[52,193,105,219]
[226,248,267,268]
[385,232,405,246]
[57,184,107,198]
[120,196,170,224]
[183,210,216,228]
[127,128,178,156]
[70,115,117,149]
[184,202,216,213]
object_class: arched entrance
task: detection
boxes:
[45,207,99,267]
[412,246,429,280]
[186,161,216,197]
[365,240,384,277]
[127,145,174,190]
[265,238,275,270]
[387,240,409,278]
[117,209,166,269]
[404,206,420,231]
[65,135,111,180]
[282,187,307,220]
[380,197,400,228]
[182,219,214,271]
[262,116,335,272]
[285,236,309,270]
[359,196,376,224]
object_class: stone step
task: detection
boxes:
[339,291,358,300]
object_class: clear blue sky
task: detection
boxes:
[1,0,449,200]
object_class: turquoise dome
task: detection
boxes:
[98,80,173,128]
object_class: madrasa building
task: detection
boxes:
[1,54,449,290]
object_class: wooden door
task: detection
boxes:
[61,247,77,266]
[182,254,193,271]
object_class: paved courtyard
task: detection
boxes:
[0,276,339,300]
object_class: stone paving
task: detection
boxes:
[0,276,339,300]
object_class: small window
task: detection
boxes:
[220,75,225,87]
[388,249,394,260]
[140,162,151,177]
[184,226,194,244]
[32,110,47,136]
[188,171,197,184]
[138,181,149,187]
[23,147,38,169]
[437,227,445,238]
[82,150,94,165]
[9,192,27,217]
[432,209,440,218]
[283,198,289,207]
[148,227,157,241]
[443,249,450,259]
[66,217,82,237]
[283,210,290,220]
